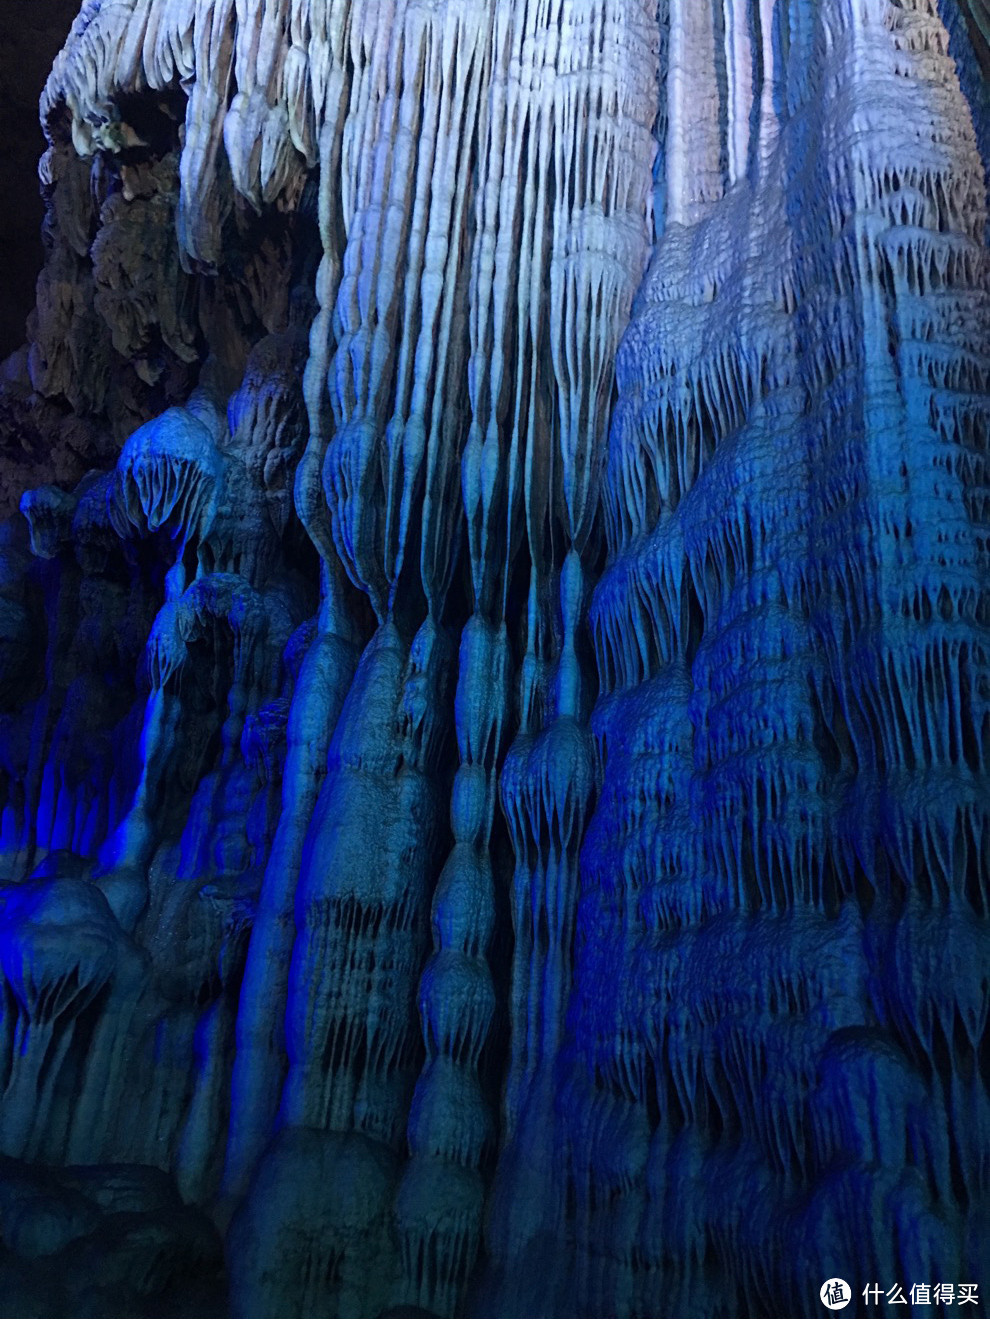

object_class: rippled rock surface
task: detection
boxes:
[0,0,988,1315]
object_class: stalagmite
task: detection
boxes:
[0,0,987,1314]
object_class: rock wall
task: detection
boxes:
[0,0,987,1316]
[576,2,990,1312]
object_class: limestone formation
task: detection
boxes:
[0,0,988,1315]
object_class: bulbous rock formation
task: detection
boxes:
[0,0,988,1315]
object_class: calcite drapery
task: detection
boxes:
[0,0,988,1315]
[579,0,990,1313]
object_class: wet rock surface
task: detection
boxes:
[0,1,987,1316]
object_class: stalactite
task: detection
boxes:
[0,0,987,1315]
[568,0,990,1311]
[394,615,509,1316]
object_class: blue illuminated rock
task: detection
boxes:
[0,0,987,1315]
